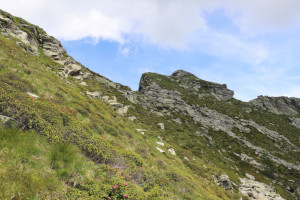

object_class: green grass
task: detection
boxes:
[0,127,64,199]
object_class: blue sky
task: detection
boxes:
[2,0,300,101]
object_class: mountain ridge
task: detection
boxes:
[0,9,300,200]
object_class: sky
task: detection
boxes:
[1,0,300,101]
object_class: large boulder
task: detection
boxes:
[215,174,233,191]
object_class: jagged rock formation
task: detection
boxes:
[170,70,234,100]
[250,96,300,116]
[0,10,86,81]
[121,71,300,172]
[139,70,234,101]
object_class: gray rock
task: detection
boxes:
[82,72,93,79]
[168,148,176,155]
[26,92,39,99]
[245,173,255,180]
[128,116,137,122]
[156,141,164,146]
[117,106,129,116]
[86,91,102,99]
[239,178,285,200]
[250,96,300,116]
[215,174,233,191]
[172,118,182,124]
[291,117,300,129]
[136,129,147,132]
[157,122,165,130]
[171,70,234,101]
[156,147,165,153]
[79,82,88,86]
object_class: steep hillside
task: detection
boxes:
[0,10,299,200]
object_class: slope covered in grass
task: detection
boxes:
[0,9,299,200]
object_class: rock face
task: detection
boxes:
[121,70,300,171]
[170,70,234,101]
[0,10,88,81]
[291,118,300,129]
[250,96,300,116]
[239,178,285,200]
[138,70,234,101]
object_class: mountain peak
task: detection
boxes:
[171,69,195,78]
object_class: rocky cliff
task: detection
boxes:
[250,96,300,116]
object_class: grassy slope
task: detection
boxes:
[0,33,242,199]
[0,11,299,199]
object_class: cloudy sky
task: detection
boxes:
[2,0,300,101]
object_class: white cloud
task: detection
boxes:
[223,0,300,34]
[3,0,300,49]
[119,47,130,57]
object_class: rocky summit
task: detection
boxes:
[0,9,299,200]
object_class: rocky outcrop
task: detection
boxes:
[250,96,300,116]
[0,10,86,81]
[290,117,300,129]
[138,70,234,101]
[121,71,300,171]
[170,70,234,101]
[239,178,285,200]
[0,12,39,55]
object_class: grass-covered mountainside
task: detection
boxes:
[0,9,299,200]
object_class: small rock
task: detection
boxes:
[245,173,255,180]
[136,129,147,132]
[156,141,164,146]
[117,106,129,116]
[26,92,39,99]
[157,122,165,130]
[168,148,176,155]
[172,118,182,124]
[156,147,165,153]
[128,116,137,122]
[86,91,102,98]
[184,157,189,161]
[73,75,83,80]
[80,82,88,86]
[215,174,233,191]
